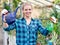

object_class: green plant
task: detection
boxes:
[50,6,60,35]
[37,5,60,45]
[3,2,10,10]
[13,0,21,10]
[54,0,60,4]
[50,7,58,18]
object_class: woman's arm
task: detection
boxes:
[37,20,49,36]
[3,22,16,31]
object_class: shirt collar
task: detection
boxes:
[21,17,34,21]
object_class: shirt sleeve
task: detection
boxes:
[37,19,49,36]
[3,22,16,31]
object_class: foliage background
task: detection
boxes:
[2,0,60,45]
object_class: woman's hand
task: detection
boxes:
[3,15,8,28]
[50,16,58,23]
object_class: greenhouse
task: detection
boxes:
[0,0,60,45]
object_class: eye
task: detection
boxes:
[29,9,31,10]
[25,9,28,11]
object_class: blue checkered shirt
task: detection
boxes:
[4,18,49,45]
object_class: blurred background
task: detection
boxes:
[0,0,60,45]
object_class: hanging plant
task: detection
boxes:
[3,2,10,11]
[13,0,21,10]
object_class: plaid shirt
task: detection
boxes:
[4,18,49,45]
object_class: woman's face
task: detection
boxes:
[22,5,32,17]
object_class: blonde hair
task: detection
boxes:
[22,2,32,10]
